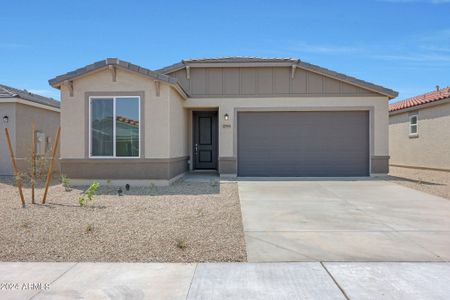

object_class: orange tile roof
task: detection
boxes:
[389,87,450,112]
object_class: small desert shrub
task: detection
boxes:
[196,208,204,217]
[85,223,94,233]
[176,239,187,250]
[20,222,31,229]
[23,151,52,186]
[79,181,100,207]
[60,175,71,191]
[9,147,53,188]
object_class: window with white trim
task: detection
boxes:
[409,114,418,136]
[89,96,140,158]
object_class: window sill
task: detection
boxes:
[409,134,419,139]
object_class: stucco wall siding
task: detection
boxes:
[59,68,188,181]
[14,103,60,158]
[169,88,189,158]
[0,102,16,175]
[169,67,379,98]
[60,68,172,159]
[14,103,60,173]
[0,102,60,175]
[389,102,450,171]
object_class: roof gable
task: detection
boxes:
[157,56,398,99]
[49,58,188,98]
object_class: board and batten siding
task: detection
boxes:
[169,67,379,98]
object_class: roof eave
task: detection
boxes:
[0,97,60,111]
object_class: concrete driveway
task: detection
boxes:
[239,179,450,262]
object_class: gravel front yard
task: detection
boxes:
[388,166,450,200]
[0,178,247,262]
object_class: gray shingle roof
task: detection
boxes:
[296,60,398,99]
[48,58,187,97]
[0,84,60,109]
[155,56,298,73]
[185,56,298,63]
[156,56,398,99]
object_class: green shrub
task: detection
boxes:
[79,181,100,207]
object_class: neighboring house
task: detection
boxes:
[389,86,450,172]
[0,84,60,175]
[48,57,397,184]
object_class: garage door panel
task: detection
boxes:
[237,111,369,177]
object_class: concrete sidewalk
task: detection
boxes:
[1,262,450,300]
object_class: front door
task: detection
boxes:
[193,111,218,170]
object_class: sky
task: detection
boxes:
[1,0,449,103]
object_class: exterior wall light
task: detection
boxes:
[224,113,229,121]
[3,115,8,124]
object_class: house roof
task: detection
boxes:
[156,56,398,99]
[48,58,188,98]
[155,56,299,73]
[389,86,450,113]
[48,56,398,99]
[186,56,298,63]
[0,83,60,109]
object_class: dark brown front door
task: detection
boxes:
[193,111,218,170]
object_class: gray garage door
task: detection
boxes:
[237,111,369,177]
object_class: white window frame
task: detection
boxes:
[409,114,418,137]
[89,96,141,159]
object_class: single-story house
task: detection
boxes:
[0,84,60,175]
[389,86,450,172]
[48,57,397,184]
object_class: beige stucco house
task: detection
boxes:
[49,57,397,184]
[0,84,60,175]
[389,86,450,171]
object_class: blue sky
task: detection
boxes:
[1,0,449,102]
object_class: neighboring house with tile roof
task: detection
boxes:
[0,84,60,175]
[49,56,397,184]
[389,86,450,171]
